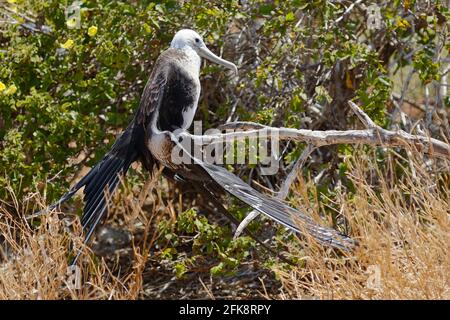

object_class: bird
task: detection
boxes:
[37,29,355,262]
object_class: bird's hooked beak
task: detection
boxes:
[198,45,238,75]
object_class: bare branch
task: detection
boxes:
[0,4,36,23]
[233,144,316,239]
[0,5,52,34]
[278,144,316,199]
[218,121,268,131]
[233,210,260,239]
[179,103,450,160]
[348,101,377,129]
[204,102,449,240]
[391,92,448,119]
[335,0,364,25]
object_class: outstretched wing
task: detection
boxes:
[171,135,356,251]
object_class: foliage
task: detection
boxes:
[1,0,448,198]
[0,0,449,299]
[157,208,255,277]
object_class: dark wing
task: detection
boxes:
[36,53,172,251]
[135,64,168,126]
[134,49,185,128]
[78,127,139,242]
[172,137,356,251]
[77,58,173,241]
[35,125,139,245]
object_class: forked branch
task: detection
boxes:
[179,102,450,160]
[176,101,450,239]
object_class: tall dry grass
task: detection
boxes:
[0,173,164,299]
[275,151,449,299]
[0,151,448,299]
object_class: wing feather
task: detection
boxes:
[172,136,356,251]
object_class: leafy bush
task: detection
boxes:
[1,1,448,200]
[0,0,448,298]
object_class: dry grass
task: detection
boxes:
[0,207,123,299]
[0,173,164,299]
[275,151,449,300]
[0,152,448,299]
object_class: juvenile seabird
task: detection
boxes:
[38,29,355,262]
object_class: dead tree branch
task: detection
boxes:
[179,102,450,160]
[176,101,450,239]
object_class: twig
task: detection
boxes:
[0,4,36,23]
[233,210,260,239]
[424,84,432,129]
[0,5,52,34]
[335,0,364,25]
[278,144,315,199]
[347,101,377,129]
[218,121,267,131]
[391,68,415,123]
[226,98,240,123]
[391,92,448,119]
[390,98,418,179]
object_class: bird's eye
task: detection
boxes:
[195,38,200,43]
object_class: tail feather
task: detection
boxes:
[34,127,139,247]
[83,158,122,198]
[81,165,126,230]
[82,174,122,240]
[173,136,356,251]
[72,158,131,265]
[81,158,124,223]
[32,164,98,217]
[201,161,356,251]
